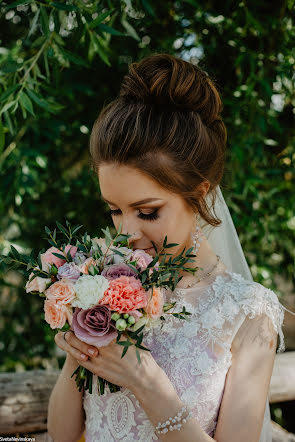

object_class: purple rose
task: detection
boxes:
[101,263,138,280]
[72,306,118,347]
[57,262,81,281]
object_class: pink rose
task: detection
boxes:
[45,280,76,305]
[25,272,51,293]
[44,299,71,329]
[99,275,148,313]
[144,287,165,319]
[130,249,153,270]
[40,245,78,271]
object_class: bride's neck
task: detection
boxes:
[177,235,219,282]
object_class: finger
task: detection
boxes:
[55,331,97,362]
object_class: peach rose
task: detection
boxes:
[25,272,51,293]
[99,275,148,313]
[44,298,70,329]
[78,257,97,274]
[45,280,76,305]
[144,287,165,319]
[40,245,77,272]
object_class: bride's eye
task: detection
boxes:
[107,208,159,221]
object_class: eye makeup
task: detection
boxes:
[107,208,159,221]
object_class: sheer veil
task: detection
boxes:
[201,184,271,442]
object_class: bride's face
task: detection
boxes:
[98,163,196,258]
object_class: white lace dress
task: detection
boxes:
[82,261,286,441]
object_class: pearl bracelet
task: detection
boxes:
[155,404,193,434]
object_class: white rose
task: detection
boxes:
[25,272,51,293]
[72,274,109,310]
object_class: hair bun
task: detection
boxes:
[119,53,222,126]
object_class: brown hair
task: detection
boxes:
[89,53,227,227]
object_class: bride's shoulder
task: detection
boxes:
[219,270,286,353]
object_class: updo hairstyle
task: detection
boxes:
[89,53,227,227]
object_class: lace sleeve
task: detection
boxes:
[231,275,286,354]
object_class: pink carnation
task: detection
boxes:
[99,275,148,314]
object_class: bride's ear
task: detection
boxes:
[197,181,210,198]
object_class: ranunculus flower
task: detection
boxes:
[57,262,81,281]
[40,245,77,271]
[25,272,51,293]
[44,299,71,329]
[99,275,148,314]
[101,263,138,280]
[72,274,109,310]
[129,249,153,270]
[45,280,76,305]
[72,306,117,347]
[144,287,165,319]
[78,257,97,274]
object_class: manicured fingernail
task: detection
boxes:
[80,354,87,360]
[88,349,96,356]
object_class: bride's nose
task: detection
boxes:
[122,227,142,247]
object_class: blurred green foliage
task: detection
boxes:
[0,0,294,385]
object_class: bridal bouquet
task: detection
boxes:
[1,221,197,395]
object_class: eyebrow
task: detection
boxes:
[101,196,163,207]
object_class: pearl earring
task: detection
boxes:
[190,213,205,257]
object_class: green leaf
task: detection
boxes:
[57,47,89,67]
[19,92,35,115]
[121,17,140,42]
[135,348,141,364]
[0,101,16,115]
[40,6,50,37]
[89,33,111,67]
[141,0,156,16]
[45,226,51,235]
[0,85,20,102]
[56,221,68,236]
[88,10,114,29]
[26,89,50,110]
[5,0,33,10]
[51,2,79,11]
[98,23,125,37]
[0,119,5,152]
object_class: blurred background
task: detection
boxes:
[0,0,294,440]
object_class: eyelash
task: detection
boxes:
[107,208,159,222]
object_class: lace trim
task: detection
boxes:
[169,270,286,353]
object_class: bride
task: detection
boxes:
[47,53,291,442]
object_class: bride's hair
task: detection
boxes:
[90,53,227,227]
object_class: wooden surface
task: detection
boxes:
[269,351,295,403]
[0,352,294,436]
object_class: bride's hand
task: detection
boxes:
[55,329,99,362]
[56,330,163,393]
